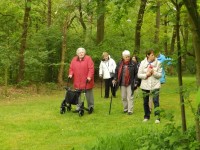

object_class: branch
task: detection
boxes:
[186,51,195,57]
[67,15,76,29]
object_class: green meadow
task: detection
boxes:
[0,76,198,150]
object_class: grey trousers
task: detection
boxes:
[120,85,133,113]
[77,89,94,109]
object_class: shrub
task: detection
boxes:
[91,123,199,150]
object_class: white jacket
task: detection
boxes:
[99,56,116,79]
[138,58,162,90]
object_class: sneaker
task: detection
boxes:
[143,118,149,122]
[155,119,160,124]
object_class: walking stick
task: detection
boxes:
[101,78,103,98]
[109,83,115,115]
[109,95,112,115]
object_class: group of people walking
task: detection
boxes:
[68,47,167,124]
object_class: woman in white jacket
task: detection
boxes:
[138,50,162,123]
[99,52,117,98]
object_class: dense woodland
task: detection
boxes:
[0,0,199,86]
[1,0,200,144]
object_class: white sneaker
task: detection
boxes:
[143,118,149,122]
[155,119,160,124]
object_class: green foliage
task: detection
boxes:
[16,80,31,87]
[92,121,199,150]
[185,56,196,74]
[196,88,200,106]
[0,0,198,84]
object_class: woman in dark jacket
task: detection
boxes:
[112,50,138,115]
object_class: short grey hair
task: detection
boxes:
[122,50,130,57]
[76,47,86,55]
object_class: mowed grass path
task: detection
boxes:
[0,76,197,150]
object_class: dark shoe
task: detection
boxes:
[128,112,133,115]
[104,96,109,99]
[123,110,128,113]
[60,107,66,114]
[88,107,94,114]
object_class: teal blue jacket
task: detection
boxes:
[157,54,172,84]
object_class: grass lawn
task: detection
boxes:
[0,76,197,150]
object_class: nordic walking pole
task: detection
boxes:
[109,95,112,115]
[101,78,103,98]
[109,83,114,115]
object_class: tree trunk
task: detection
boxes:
[17,0,31,83]
[180,15,189,71]
[170,25,176,55]
[57,15,76,85]
[193,32,200,142]
[78,1,87,35]
[154,0,161,51]
[175,2,187,132]
[58,19,68,85]
[4,66,8,96]
[134,0,147,54]
[183,0,200,142]
[85,0,93,44]
[46,0,54,82]
[181,15,189,52]
[164,15,168,54]
[96,0,105,45]
[47,0,51,27]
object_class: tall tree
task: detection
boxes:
[173,0,186,132]
[17,0,31,83]
[134,0,147,54]
[96,0,105,45]
[47,0,51,27]
[182,0,200,142]
[163,15,168,54]
[154,0,161,51]
[58,18,68,85]
[78,0,87,35]
[46,0,54,82]
[85,0,94,44]
[170,25,176,54]
[57,15,75,85]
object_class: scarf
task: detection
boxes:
[118,61,130,86]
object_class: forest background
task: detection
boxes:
[1,0,200,147]
[0,0,198,86]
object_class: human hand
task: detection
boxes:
[87,77,91,81]
[99,74,102,78]
[68,75,72,78]
[112,80,116,85]
[146,71,152,78]
[150,69,154,74]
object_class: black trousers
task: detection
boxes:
[142,89,160,119]
[104,77,116,98]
